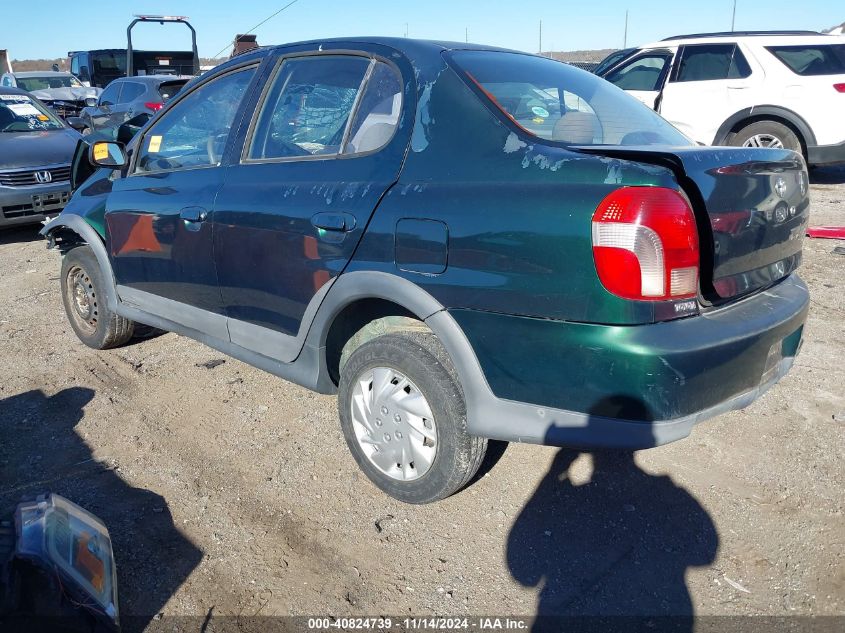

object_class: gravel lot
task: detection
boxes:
[1,167,843,630]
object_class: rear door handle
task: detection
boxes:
[311,212,356,232]
[180,206,208,222]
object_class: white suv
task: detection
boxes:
[598,31,845,165]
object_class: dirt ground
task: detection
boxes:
[1,167,843,631]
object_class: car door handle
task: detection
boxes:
[180,206,208,222]
[311,212,356,232]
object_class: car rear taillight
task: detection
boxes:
[834,83,845,93]
[592,187,699,301]
[145,101,163,112]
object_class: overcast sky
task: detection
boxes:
[3,0,842,60]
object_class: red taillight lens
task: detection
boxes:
[834,84,845,93]
[592,187,699,301]
[144,101,163,112]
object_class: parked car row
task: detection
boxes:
[1,70,101,118]
[596,30,845,165]
[0,88,78,228]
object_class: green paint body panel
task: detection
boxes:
[449,273,806,420]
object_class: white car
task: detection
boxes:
[597,30,845,165]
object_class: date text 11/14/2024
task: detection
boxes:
[307,617,530,630]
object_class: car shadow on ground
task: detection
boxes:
[810,165,845,185]
[0,225,44,246]
[0,387,203,632]
[506,398,719,632]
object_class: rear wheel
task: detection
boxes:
[729,120,802,155]
[60,245,136,349]
[338,331,487,504]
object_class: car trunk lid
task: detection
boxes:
[574,145,809,302]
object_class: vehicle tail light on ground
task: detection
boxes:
[833,84,845,93]
[592,187,699,301]
[145,102,163,112]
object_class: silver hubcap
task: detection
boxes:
[350,367,437,481]
[743,134,784,149]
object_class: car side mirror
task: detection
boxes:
[66,116,86,131]
[51,63,60,72]
[85,97,98,107]
[89,141,127,168]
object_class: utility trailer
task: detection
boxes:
[69,15,199,88]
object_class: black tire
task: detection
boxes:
[729,120,803,155]
[60,245,135,349]
[338,331,487,504]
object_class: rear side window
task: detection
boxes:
[248,56,371,160]
[158,81,186,101]
[451,51,691,147]
[343,61,402,155]
[674,44,752,82]
[766,44,845,76]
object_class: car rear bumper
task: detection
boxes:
[441,273,808,449]
[807,140,845,166]
[0,184,70,227]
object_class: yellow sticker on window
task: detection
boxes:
[93,143,109,161]
[37,114,49,121]
[148,135,163,153]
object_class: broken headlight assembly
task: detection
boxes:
[14,493,119,628]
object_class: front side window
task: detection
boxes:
[0,94,64,132]
[135,66,256,174]
[766,44,845,76]
[451,51,691,147]
[248,56,370,160]
[99,82,121,106]
[674,44,751,82]
[603,52,672,91]
[119,82,145,103]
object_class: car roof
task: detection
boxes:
[11,71,75,78]
[268,36,518,54]
[640,32,845,48]
[111,75,192,84]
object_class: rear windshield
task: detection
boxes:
[0,94,64,132]
[766,44,845,76]
[450,51,691,147]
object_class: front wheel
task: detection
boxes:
[338,331,487,504]
[60,245,136,349]
[729,120,802,155]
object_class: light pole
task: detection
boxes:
[731,0,737,31]
[624,10,629,48]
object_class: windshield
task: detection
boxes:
[450,51,691,147]
[0,94,65,132]
[16,75,83,91]
[92,52,128,76]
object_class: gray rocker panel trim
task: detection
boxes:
[117,299,336,395]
